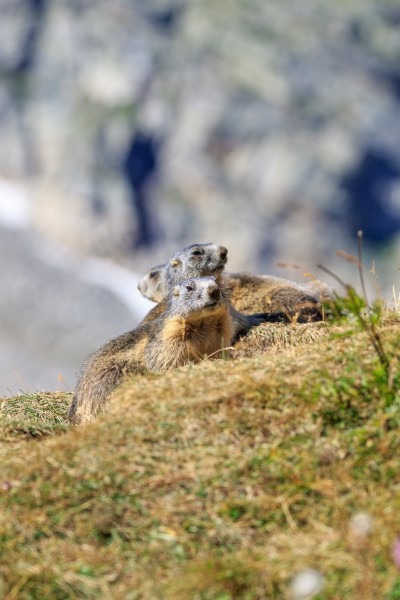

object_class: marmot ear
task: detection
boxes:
[169,258,181,269]
[172,286,180,297]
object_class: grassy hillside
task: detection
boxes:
[1,304,400,599]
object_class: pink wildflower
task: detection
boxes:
[393,538,400,568]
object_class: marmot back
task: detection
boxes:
[223,273,332,320]
[68,277,233,425]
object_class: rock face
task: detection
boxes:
[1,0,400,275]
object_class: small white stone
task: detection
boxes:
[349,511,373,538]
[290,568,324,599]
[0,178,31,229]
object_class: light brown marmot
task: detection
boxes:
[68,277,233,425]
[223,272,332,318]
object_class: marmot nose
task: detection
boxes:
[219,246,228,260]
[209,287,221,301]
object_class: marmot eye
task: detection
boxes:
[150,271,158,278]
[185,285,194,291]
[191,250,202,256]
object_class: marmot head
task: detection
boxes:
[138,243,228,303]
[169,277,226,318]
[166,243,228,288]
[137,264,165,302]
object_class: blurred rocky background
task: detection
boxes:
[1,0,400,395]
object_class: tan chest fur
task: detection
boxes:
[150,307,233,371]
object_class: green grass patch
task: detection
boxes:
[0,392,70,445]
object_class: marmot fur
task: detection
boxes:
[68,277,233,425]
[224,272,332,319]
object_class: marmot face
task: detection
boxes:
[169,277,225,318]
[137,264,165,301]
[166,243,228,288]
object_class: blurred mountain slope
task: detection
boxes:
[0,0,399,273]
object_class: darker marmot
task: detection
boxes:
[68,277,233,425]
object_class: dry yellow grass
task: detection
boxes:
[232,321,329,357]
[0,307,400,599]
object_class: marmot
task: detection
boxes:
[223,272,332,319]
[68,277,234,425]
[137,264,165,303]
[139,243,288,340]
[138,243,331,323]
